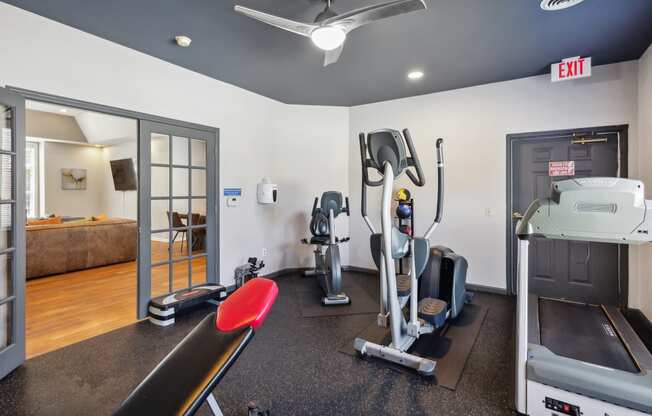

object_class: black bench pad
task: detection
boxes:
[115,312,253,416]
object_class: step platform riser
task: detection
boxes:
[148,284,227,326]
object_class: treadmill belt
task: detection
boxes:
[539,298,638,373]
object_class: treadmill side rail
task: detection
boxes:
[527,344,652,414]
[604,304,652,372]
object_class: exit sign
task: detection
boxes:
[551,56,591,82]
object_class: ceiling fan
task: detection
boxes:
[234,0,427,66]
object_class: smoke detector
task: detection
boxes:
[540,0,585,11]
[174,35,192,47]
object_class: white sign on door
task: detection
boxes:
[549,161,575,177]
[551,56,591,82]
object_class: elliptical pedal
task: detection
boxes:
[396,274,411,297]
[418,297,447,328]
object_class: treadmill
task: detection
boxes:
[515,178,652,416]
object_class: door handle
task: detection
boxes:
[512,212,524,220]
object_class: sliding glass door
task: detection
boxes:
[0,87,25,378]
[138,121,218,319]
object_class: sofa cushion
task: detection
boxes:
[27,217,62,226]
[27,227,69,277]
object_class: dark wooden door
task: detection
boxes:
[511,131,621,305]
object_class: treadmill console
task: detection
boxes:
[545,397,580,416]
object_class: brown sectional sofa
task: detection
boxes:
[26,218,138,279]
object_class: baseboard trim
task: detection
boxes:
[255,265,508,296]
[341,266,508,296]
[343,266,376,274]
[227,267,308,290]
[266,267,310,278]
[466,283,508,296]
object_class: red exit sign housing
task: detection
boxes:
[551,56,591,82]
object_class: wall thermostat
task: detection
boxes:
[224,187,242,207]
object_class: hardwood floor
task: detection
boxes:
[26,240,207,358]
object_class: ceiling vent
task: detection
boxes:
[540,0,585,11]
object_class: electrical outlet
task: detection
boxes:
[485,208,493,217]
[262,248,267,257]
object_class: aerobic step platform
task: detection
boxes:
[148,284,227,326]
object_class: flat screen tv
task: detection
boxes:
[110,158,137,191]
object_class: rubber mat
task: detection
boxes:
[539,298,637,373]
[295,273,380,318]
[339,302,488,389]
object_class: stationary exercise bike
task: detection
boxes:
[301,191,351,306]
[354,128,470,376]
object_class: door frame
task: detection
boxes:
[505,124,629,307]
[138,120,219,319]
[0,87,26,378]
[6,86,220,320]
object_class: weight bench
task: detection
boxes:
[115,278,279,416]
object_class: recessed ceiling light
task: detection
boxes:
[540,0,585,11]
[407,70,424,80]
[59,108,68,113]
[175,35,192,47]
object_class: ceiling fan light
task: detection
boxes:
[310,26,346,51]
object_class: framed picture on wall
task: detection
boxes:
[61,168,87,190]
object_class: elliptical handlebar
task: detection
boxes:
[434,138,444,224]
[359,133,380,233]
[359,133,384,189]
[402,129,426,187]
[425,138,444,240]
[310,197,319,216]
[358,128,445,240]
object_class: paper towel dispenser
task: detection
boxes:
[257,177,278,204]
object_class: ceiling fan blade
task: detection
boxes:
[322,0,426,32]
[323,44,344,66]
[234,5,317,37]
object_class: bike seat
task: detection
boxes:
[308,236,331,245]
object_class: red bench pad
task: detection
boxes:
[215,278,278,332]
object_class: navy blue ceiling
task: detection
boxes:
[4,0,652,105]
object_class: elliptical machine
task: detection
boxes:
[354,129,470,376]
[301,191,351,306]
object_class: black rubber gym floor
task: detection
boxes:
[0,272,514,415]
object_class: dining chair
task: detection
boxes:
[167,211,188,253]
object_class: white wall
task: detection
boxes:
[636,45,652,319]
[0,3,349,286]
[349,62,640,296]
[76,112,136,146]
[101,140,138,220]
[266,106,350,268]
[42,142,104,218]
[3,2,649,312]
